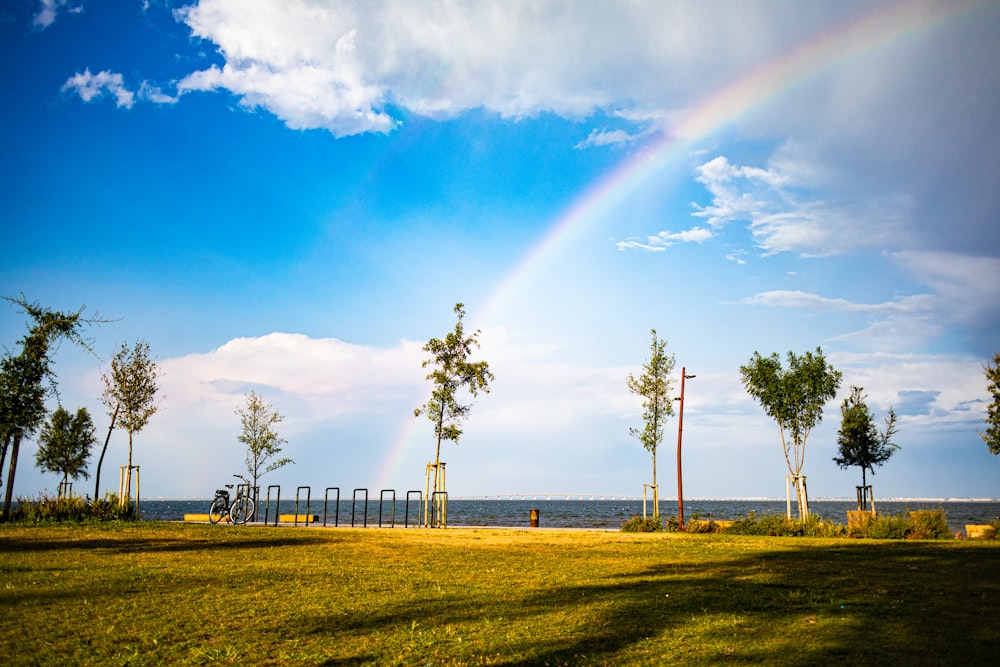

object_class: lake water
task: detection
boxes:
[139,497,1000,534]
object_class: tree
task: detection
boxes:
[626,329,676,520]
[980,353,1000,456]
[414,303,493,524]
[739,347,842,519]
[833,386,899,509]
[1,296,100,520]
[237,391,292,493]
[101,340,160,504]
[35,406,96,494]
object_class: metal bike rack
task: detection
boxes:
[379,489,396,528]
[295,486,312,526]
[265,485,281,526]
[352,488,368,527]
[405,490,422,528]
[323,487,340,527]
[235,482,254,523]
[431,490,448,528]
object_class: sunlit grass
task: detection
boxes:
[2,523,998,665]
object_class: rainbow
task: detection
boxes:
[374,0,987,492]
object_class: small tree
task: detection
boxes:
[35,406,96,495]
[833,386,899,509]
[626,329,676,520]
[739,347,842,519]
[980,353,1000,456]
[101,340,160,504]
[414,303,493,524]
[237,391,292,493]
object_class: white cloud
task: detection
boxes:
[741,289,935,316]
[617,226,713,252]
[32,0,82,31]
[61,70,182,109]
[692,152,909,256]
[169,0,858,137]
[61,69,136,109]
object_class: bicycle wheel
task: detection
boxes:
[229,497,255,525]
[208,497,228,524]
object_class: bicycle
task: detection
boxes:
[208,475,256,524]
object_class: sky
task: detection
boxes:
[2,0,999,503]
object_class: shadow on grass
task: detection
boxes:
[0,531,331,555]
[303,540,1000,665]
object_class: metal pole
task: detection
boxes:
[676,368,694,529]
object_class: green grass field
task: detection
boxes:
[2,523,998,665]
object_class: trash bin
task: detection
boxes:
[530,508,539,527]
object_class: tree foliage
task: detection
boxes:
[1,296,100,520]
[626,329,675,509]
[237,391,292,491]
[833,386,899,491]
[101,340,160,499]
[35,406,96,490]
[414,303,494,465]
[739,347,842,477]
[981,353,1000,456]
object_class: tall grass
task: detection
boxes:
[6,493,137,523]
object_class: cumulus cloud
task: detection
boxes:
[168,0,860,137]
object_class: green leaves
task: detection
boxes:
[833,386,899,488]
[739,347,842,476]
[35,406,97,485]
[626,329,676,455]
[101,340,161,452]
[980,353,1000,456]
[415,303,494,462]
[236,390,292,486]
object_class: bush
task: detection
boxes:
[7,494,138,523]
[861,513,910,539]
[620,515,663,532]
[905,509,951,540]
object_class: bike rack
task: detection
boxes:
[295,486,312,526]
[265,485,281,527]
[379,489,396,528]
[352,488,368,527]
[323,487,340,527]
[235,482,253,523]
[431,490,448,528]
[405,490,422,528]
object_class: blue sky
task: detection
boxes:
[2,0,999,502]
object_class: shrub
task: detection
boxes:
[8,493,138,523]
[862,513,910,539]
[721,512,846,538]
[905,509,951,540]
[620,515,663,532]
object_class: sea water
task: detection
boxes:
[138,497,1000,534]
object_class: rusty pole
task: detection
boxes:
[676,368,695,529]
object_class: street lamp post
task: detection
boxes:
[675,368,695,529]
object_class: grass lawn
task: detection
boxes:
[1,523,998,665]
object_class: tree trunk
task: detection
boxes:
[651,449,658,519]
[94,404,118,500]
[123,430,134,508]
[2,431,23,521]
[0,431,11,488]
